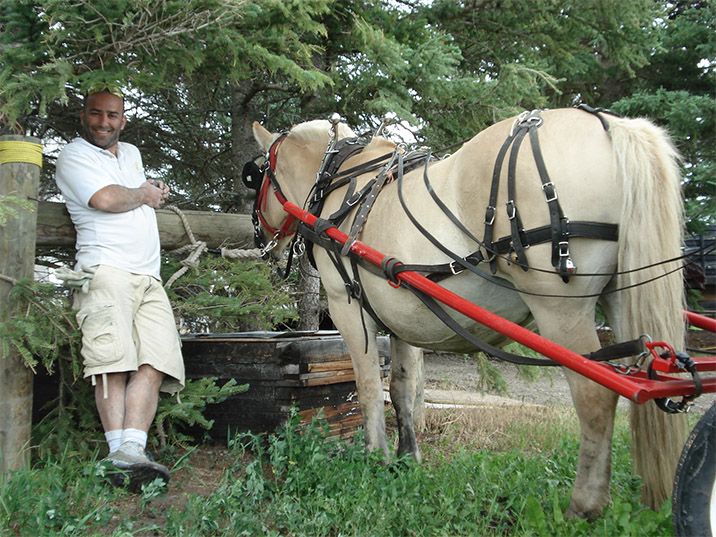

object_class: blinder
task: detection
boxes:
[241,158,264,191]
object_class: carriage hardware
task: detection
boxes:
[605,334,704,413]
[645,340,703,413]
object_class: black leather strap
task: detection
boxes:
[397,276,644,366]
[506,126,530,270]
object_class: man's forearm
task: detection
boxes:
[89,181,166,212]
[89,184,147,212]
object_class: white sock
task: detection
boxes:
[105,429,123,453]
[121,428,148,449]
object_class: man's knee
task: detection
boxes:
[132,364,165,387]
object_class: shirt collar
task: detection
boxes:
[75,137,123,158]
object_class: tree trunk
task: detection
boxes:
[297,255,322,331]
[230,83,260,214]
[36,201,254,250]
[0,135,41,473]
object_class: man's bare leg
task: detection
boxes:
[123,364,164,432]
[95,372,129,433]
[98,365,169,489]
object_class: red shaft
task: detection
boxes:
[283,202,713,403]
[685,310,716,332]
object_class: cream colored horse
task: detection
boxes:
[251,108,687,520]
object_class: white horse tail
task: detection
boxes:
[607,115,689,510]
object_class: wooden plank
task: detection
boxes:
[307,359,354,372]
[176,332,392,440]
[302,373,357,387]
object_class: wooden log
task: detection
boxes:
[36,201,254,250]
[0,134,40,473]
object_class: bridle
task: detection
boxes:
[242,133,297,255]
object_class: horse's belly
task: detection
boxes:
[363,271,533,353]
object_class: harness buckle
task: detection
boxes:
[542,182,558,202]
[484,206,496,226]
[449,260,464,275]
[506,200,516,220]
[346,193,361,207]
[558,241,570,257]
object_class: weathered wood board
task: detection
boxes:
[180,331,391,440]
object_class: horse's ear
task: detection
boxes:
[252,121,274,151]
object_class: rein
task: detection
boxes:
[245,110,703,364]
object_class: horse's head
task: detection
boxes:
[248,119,356,256]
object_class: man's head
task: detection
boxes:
[80,83,126,155]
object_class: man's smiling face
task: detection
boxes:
[80,91,126,155]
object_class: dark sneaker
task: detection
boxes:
[102,441,170,492]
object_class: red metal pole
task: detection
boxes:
[684,310,716,332]
[283,202,714,404]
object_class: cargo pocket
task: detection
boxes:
[76,304,124,370]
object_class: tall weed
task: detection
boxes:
[1,408,675,536]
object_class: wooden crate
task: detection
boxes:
[181,331,391,440]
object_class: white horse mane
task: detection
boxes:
[289,119,397,153]
[289,119,356,144]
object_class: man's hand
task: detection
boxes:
[142,179,169,209]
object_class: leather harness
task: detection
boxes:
[244,105,642,365]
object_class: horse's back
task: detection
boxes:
[452,108,621,241]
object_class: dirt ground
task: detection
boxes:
[422,327,716,415]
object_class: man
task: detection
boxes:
[56,82,184,490]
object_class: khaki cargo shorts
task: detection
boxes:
[74,265,185,394]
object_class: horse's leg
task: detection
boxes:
[389,337,423,461]
[562,367,619,520]
[413,352,425,431]
[325,299,390,458]
[523,297,619,521]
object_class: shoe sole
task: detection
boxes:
[106,462,170,492]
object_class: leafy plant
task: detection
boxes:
[153,377,249,452]
[163,255,298,334]
[0,195,33,226]
[1,405,678,536]
[0,276,80,375]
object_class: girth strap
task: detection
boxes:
[394,275,644,366]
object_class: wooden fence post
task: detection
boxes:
[0,134,42,474]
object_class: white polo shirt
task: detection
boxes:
[56,137,161,279]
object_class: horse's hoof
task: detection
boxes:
[564,503,603,522]
[396,447,422,464]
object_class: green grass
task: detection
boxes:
[0,409,674,537]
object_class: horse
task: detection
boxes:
[248,106,688,520]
